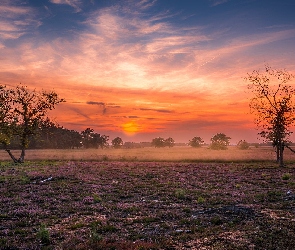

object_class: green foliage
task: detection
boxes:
[210,133,231,150]
[237,140,250,150]
[93,194,102,203]
[282,173,291,180]
[197,196,205,204]
[189,136,204,148]
[37,224,50,245]
[174,188,186,199]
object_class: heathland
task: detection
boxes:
[1,146,295,249]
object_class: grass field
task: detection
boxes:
[1,147,295,249]
[1,146,295,162]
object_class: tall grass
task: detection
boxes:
[1,146,295,162]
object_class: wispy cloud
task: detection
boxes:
[209,0,229,7]
[139,108,174,113]
[0,2,40,41]
[87,101,105,106]
[49,0,82,12]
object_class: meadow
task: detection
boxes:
[1,145,295,162]
[1,146,295,249]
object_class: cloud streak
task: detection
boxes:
[49,0,82,12]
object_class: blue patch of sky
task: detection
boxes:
[10,0,295,46]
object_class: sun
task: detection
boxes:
[122,121,140,135]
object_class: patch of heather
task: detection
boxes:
[0,161,295,249]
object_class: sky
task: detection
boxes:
[1,0,295,144]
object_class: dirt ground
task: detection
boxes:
[1,161,295,249]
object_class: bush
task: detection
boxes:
[37,224,50,245]
[237,140,250,150]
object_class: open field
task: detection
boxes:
[1,146,295,162]
[1,160,295,249]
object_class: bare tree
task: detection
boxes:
[0,84,65,163]
[246,66,295,167]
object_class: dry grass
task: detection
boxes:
[1,146,295,162]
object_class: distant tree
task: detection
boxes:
[0,84,64,163]
[35,121,82,149]
[165,137,175,147]
[151,137,166,148]
[237,140,250,150]
[112,137,123,149]
[101,135,109,148]
[81,128,109,149]
[81,128,94,149]
[189,136,204,148]
[210,133,231,150]
[246,66,295,167]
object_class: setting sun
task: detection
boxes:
[122,121,140,135]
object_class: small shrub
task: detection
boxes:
[211,216,223,225]
[37,224,50,245]
[174,189,186,199]
[282,173,291,180]
[197,196,205,204]
[69,222,85,230]
[237,140,250,150]
[93,194,102,203]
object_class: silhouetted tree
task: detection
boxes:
[112,137,123,149]
[237,140,250,150]
[151,137,166,148]
[81,128,94,148]
[81,128,109,148]
[0,84,64,163]
[189,136,204,148]
[210,133,231,150]
[165,137,175,147]
[35,121,82,149]
[246,66,295,167]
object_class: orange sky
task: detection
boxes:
[1,0,295,143]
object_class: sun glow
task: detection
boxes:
[122,121,140,135]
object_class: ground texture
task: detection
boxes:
[1,161,295,249]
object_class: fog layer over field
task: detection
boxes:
[1,146,295,162]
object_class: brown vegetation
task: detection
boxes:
[1,146,295,163]
[1,158,295,249]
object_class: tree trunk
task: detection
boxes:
[4,144,25,164]
[5,149,19,163]
[18,148,25,163]
[276,144,280,163]
[279,142,284,167]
